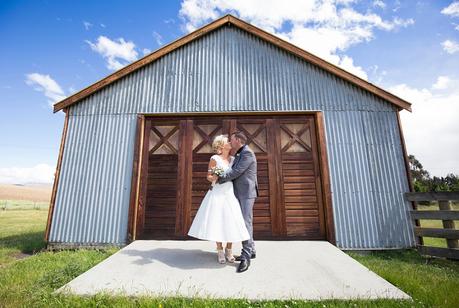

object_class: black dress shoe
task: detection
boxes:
[235,253,256,261]
[237,259,250,273]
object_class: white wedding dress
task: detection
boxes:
[188,155,250,242]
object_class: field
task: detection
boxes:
[0,184,52,201]
[0,184,52,210]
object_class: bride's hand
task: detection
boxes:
[207,174,218,183]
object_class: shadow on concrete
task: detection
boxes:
[120,248,239,269]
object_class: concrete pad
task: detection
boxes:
[58,240,411,300]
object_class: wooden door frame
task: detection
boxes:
[128,111,336,245]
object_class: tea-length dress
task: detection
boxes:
[188,155,250,242]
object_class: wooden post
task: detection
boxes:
[438,200,459,249]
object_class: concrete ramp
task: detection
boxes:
[58,240,411,300]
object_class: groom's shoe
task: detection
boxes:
[235,253,256,261]
[237,259,250,273]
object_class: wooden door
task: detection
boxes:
[142,120,180,239]
[277,117,326,238]
[139,115,326,240]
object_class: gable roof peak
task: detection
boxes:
[53,14,411,113]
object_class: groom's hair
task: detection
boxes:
[231,131,247,144]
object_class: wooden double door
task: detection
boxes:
[137,115,327,240]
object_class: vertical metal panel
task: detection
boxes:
[49,114,137,245]
[325,111,414,248]
[54,25,414,248]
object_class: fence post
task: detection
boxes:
[438,200,459,249]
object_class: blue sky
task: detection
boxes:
[0,0,458,184]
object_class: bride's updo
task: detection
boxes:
[212,135,228,154]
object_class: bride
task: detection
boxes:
[188,135,250,263]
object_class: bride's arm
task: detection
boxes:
[206,157,217,183]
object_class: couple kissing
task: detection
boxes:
[188,131,259,273]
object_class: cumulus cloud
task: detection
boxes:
[441,1,459,17]
[0,164,55,184]
[25,73,66,106]
[432,76,451,90]
[179,0,414,80]
[392,78,459,176]
[442,39,459,54]
[86,36,139,70]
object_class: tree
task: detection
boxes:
[408,155,459,192]
[408,155,430,192]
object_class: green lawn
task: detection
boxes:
[1,209,458,307]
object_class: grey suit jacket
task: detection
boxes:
[218,145,259,199]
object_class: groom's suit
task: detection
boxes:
[218,145,258,261]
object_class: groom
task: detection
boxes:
[215,131,258,273]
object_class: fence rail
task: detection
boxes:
[405,192,459,260]
[0,199,49,210]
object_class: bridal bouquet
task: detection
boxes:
[209,166,225,188]
[210,166,225,176]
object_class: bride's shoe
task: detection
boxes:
[217,249,226,264]
[225,248,235,263]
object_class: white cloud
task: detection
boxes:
[86,36,139,70]
[142,48,151,56]
[392,78,459,176]
[179,0,414,80]
[442,2,459,17]
[338,55,368,79]
[83,21,93,30]
[153,31,163,46]
[100,23,106,28]
[373,1,386,9]
[25,73,66,106]
[0,164,55,184]
[442,39,459,54]
[432,76,451,90]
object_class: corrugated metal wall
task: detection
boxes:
[50,24,415,248]
[49,114,137,245]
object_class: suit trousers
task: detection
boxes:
[237,197,256,260]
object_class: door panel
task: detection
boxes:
[143,121,180,239]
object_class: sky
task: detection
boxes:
[0,0,458,184]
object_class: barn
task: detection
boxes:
[46,15,415,249]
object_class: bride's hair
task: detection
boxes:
[212,135,228,154]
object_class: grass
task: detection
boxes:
[416,203,459,248]
[0,210,48,266]
[1,209,458,307]
[0,199,50,210]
